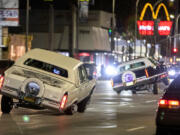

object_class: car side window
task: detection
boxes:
[78,66,88,83]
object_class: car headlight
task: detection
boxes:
[105,66,117,76]
[168,70,175,76]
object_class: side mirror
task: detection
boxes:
[88,76,93,80]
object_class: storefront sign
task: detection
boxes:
[79,0,89,23]
[137,21,154,35]
[138,3,172,36]
[0,9,19,26]
[158,21,173,35]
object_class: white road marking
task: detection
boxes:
[145,100,157,103]
[87,125,117,129]
[127,126,145,132]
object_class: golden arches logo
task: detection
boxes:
[140,3,170,21]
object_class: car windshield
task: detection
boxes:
[170,64,180,70]
[24,58,68,78]
[148,58,159,66]
[118,61,145,73]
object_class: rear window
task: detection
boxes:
[24,58,68,78]
[167,76,180,93]
[118,62,145,73]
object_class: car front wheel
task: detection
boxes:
[1,95,13,114]
[78,96,90,113]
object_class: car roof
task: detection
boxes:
[15,48,82,70]
[118,57,149,67]
[14,48,83,84]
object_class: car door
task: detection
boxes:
[78,65,90,99]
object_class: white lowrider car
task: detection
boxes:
[111,57,169,94]
[0,49,96,114]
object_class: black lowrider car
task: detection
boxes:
[111,57,169,94]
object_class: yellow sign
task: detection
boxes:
[140,3,170,21]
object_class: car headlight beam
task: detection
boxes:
[168,70,175,76]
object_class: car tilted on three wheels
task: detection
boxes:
[111,57,169,94]
[0,49,96,115]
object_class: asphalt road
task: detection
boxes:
[0,81,167,135]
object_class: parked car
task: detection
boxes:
[156,75,180,134]
[0,49,95,115]
[168,64,180,79]
[111,57,169,94]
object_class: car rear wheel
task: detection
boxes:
[1,95,13,114]
[162,77,169,86]
[153,83,158,95]
[116,90,121,94]
[65,103,78,115]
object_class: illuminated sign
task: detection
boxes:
[139,3,170,21]
[0,0,19,26]
[0,9,19,26]
[79,52,90,57]
[158,21,173,35]
[137,21,154,35]
[138,3,172,36]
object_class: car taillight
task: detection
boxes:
[0,76,4,89]
[160,74,167,79]
[144,69,149,78]
[159,99,168,105]
[111,79,114,87]
[93,71,96,76]
[168,100,179,106]
[60,94,68,110]
[159,99,180,108]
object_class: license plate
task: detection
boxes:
[126,82,134,86]
[24,97,35,103]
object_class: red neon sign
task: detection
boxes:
[137,21,154,35]
[79,52,90,57]
[158,21,173,35]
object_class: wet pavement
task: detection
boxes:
[0,81,166,135]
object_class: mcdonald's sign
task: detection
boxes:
[137,3,173,36]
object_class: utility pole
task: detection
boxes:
[111,0,115,52]
[173,14,180,62]
[49,4,54,51]
[25,0,29,52]
[69,0,78,58]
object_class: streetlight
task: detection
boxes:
[135,0,140,59]
[170,14,175,19]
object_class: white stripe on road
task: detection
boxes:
[145,100,157,103]
[127,126,145,132]
[87,125,117,129]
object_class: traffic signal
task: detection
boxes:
[172,48,178,55]
[108,29,112,35]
